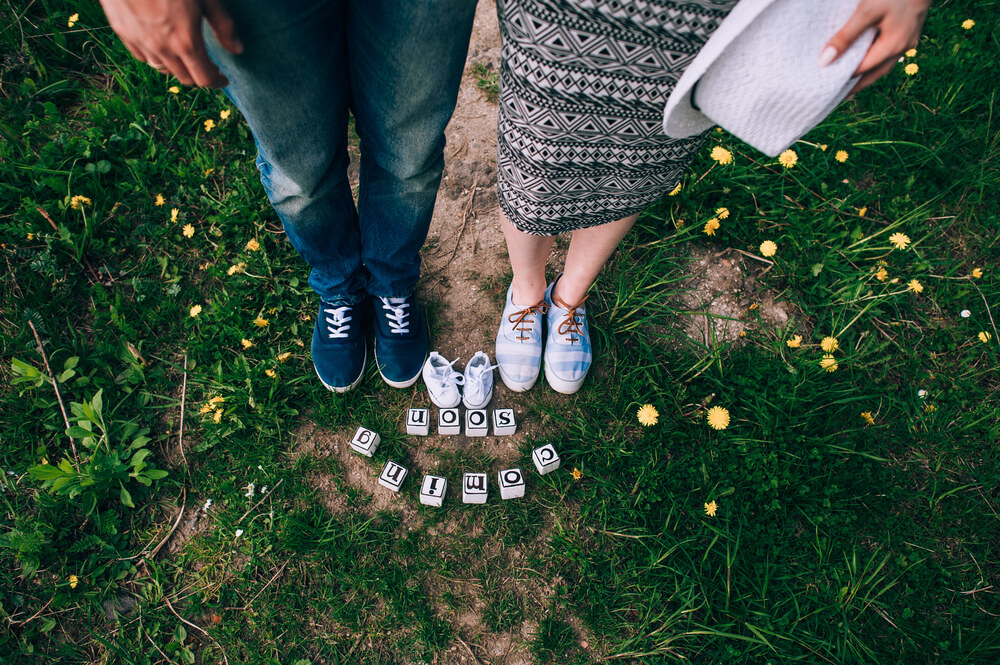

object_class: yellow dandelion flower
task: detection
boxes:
[637,404,659,426]
[710,146,733,165]
[706,406,730,430]
[924,403,937,413]
[220,109,231,120]
[971,268,983,278]
[820,336,839,353]
[668,182,682,196]
[835,150,848,163]
[759,240,777,257]
[704,217,720,236]
[905,48,917,58]
[208,396,225,406]
[170,208,179,223]
[27,232,35,240]
[704,501,718,517]
[253,317,269,328]
[241,338,253,349]
[155,193,165,206]
[182,223,195,238]
[860,411,875,426]
[168,85,180,94]
[245,238,261,251]
[265,368,277,378]
[213,409,223,423]
[189,304,202,317]
[979,331,992,344]
[889,232,910,250]
[787,335,802,348]
[199,403,213,414]
[962,19,975,30]
[67,13,79,28]
[69,574,79,588]
[904,63,919,76]
[277,351,292,363]
[227,262,247,275]
[204,118,215,132]
[858,206,867,217]
[819,144,828,151]
[778,149,798,168]
[908,279,924,293]
[875,267,889,282]
[69,195,92,209]
[715,207,730,219]
[820,354,838,373]
[571,467,583,480]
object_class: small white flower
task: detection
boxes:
[202,499,213,512]
[261,486,268,494]
[961,310,971,318]
[917,389,927,399]
[257,465,265,472]
[245,483,255,499]
[234,529,244,539]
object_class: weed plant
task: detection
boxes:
[2,1,998,664]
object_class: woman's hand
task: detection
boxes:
[823,0,931,95]
[99,0,242,88]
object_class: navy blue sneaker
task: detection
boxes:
[372,294,428,388]
[312,299,367,393]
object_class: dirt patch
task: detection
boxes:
[673,246,800,347]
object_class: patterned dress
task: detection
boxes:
[496,0,738,235]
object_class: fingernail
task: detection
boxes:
[818,46,837,67]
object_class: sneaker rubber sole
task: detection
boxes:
[543,362,586,395]
[375,347,427,389]
[315,346,367,393]
[498,364,539,392]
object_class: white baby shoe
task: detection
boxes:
[422,352,464,408]
[462,351,498,409]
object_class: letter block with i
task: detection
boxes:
[406,408,430,436]
[462,473,488,504]
[438,408,461,435]
[419,475,448,507]
[378,460,408,492]
[350,426,380,457]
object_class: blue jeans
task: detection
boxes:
[204,0,477,303]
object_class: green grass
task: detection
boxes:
[2,1,999,664]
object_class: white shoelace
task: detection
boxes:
[323,305,352,339]
[465,361,498,400]
[429,356,464,391]
[379,297,410,335]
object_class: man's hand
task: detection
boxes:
[99,0,243,88]
[822,0,931,96]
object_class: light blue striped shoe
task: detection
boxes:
[543,276,591,395]
[495,283,547,392]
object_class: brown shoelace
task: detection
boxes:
[551,293,587,342]
[507,301,548,341]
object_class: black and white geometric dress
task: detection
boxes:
[496,0,739,235]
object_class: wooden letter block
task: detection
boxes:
[438,408,461,435]
[532,444,561,475]
[420,475,448,507]
[350,426,380,457]
[492,408,517,436]
[465,409,488,437]
[378,460,408,492]
[498,468,525,500]
[462,473,488,504]
[406,408,430,436]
